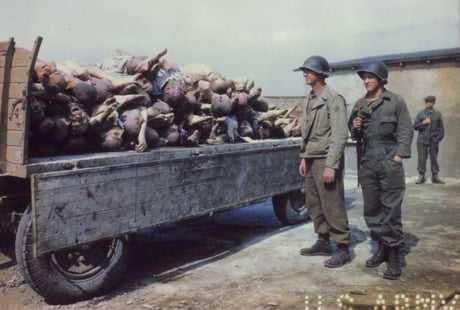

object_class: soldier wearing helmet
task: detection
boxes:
[348,61,413,280]
[294,56,352,268]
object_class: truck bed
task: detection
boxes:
[26,138,302,176]
[30,137,304,256]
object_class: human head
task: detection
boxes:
[120,109,142,139]
[29,98,46,126]
[34,60,57,82]
[43,72,67,94]
[357,61,388,93]
[68,102,89,137]
[72,82,97,108]
[424,95,436,109]
[162,79,186,108]
[294,56,330,86]
[101,127,124,151]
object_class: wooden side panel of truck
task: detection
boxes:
[32,140,303,257]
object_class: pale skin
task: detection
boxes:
[351,73,402,163]
[134,108,174,152]
[298,69,336,183]
[135,109,149,152]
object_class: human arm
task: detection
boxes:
[325,95,348,170]
[395,98,414,159]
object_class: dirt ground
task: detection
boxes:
[1,178,459,310]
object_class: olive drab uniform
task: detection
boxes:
[300,85,351,245]
[348,89,413,247]
[414,108,444,177]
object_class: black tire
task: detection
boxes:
[272,189,309,225]
[15,207,129,304]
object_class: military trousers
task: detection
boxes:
[359,159,405,247]
[304,158,350,245]
[417,142,440,175]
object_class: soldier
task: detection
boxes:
[294,56,351,268]
[348,61,413,280]
[414,95,445,184]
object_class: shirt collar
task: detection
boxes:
[309,84,330,101]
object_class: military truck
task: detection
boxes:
[0,37,307,303]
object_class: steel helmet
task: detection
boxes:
[293,56,330,77]
[357,61,388,83]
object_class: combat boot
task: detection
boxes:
[366,242,388,268]
[324,244,351,268]
[383,247,402,280]
[415,174,425,184]
[432,174,445,184]
[300,235,332,256]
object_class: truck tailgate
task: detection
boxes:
[31,140,303,257]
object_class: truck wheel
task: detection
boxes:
[15,207,129,304]
[272,190,309,225]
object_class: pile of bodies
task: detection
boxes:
[29,49,300,156]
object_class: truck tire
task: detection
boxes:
[15,207,129,304]
[272,190,309,225]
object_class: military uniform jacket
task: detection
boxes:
[300,85,348,169]
[413,109,444,145]
[348,89,413,161]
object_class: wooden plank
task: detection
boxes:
[35,167,138,192]
[34,211,133,256]
[6,145,24,163]
[0,41,13,51]
[6,66,28,84]
[8,82,25,99]
[12,48,32,67]
[6,129,25,147]
[0,38,14,174]
[0,56,5,67]
[3,37,41,175]
[0,142,5,173]
[7,98,25,130]
[35,180,136,219]
[20,36,42,168]
[31,145,303,256]
[25,138,302,176]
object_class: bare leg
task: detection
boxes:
[135,110,149,152]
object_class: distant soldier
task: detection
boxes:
[349,61,413,280]
[294,56,351,268]
[414,95,445,184]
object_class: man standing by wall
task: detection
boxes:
[294,56,351,268]
[349,61,413,280]
[414,95,445,184]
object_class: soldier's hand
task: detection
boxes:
[323,167,336,184]
[299,159,308,177]
[422,117,432,125]
[352,117,363,129]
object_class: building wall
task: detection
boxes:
[328,63,460,178]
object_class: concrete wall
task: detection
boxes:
[327,63,460,178]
